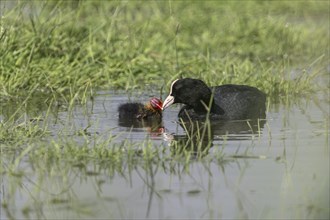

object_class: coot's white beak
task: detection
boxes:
[162,95,174,110]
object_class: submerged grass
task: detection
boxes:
[0,0,328,103]
[1,133,229,218]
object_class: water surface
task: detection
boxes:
[1,90,329,219]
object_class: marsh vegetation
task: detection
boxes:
[0,1,329,219]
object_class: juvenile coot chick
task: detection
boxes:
[118,97,163,120]
[162,78,266,120]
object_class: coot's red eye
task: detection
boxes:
[150,97,163,110]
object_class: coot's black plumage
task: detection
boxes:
[162,78,266,120]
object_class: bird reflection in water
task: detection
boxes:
[163,118,267,157]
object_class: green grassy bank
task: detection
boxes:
[0,0,329,103]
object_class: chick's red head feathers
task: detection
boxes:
[149,97,163,111]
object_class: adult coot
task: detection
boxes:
[162,78,266,120]
[118,97,163,120]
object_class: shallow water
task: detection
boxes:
[1,90,329,219]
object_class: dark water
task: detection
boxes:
[1,90,329,219]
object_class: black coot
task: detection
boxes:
[162,78,266,120]
[118,97,163,120]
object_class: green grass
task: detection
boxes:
[0,0,328,103]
